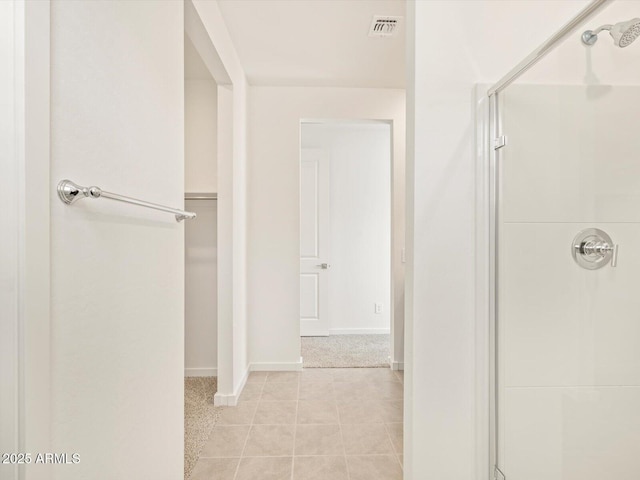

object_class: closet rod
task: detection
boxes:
[185,193,218,200]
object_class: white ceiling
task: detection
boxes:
[217,0,406,88]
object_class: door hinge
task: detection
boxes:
[494,135,507,150]
[494,466,506,480]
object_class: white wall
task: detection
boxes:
[505,1,640,86]
[184,200,218,376]
[189,0,250,404]
[405,1,593,479]
[301,123,391,335]
[248,87,405,369]
[184,71,218,377]
[185,79,218,193]
[50,2,184,478]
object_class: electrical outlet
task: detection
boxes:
[374,303,383,314]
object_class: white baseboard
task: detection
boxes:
[213,358,304,406]
[328,328,391,335]
[184,367,217,377]
[391,361,404,371]
[214,365,250,407]
[250,357,304,372]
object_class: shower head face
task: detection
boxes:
[610,18,640,47]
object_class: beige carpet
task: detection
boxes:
[302,334,390,368]
[184,377,222,479]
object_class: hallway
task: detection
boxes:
[189,368,403,480]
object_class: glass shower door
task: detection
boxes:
[494,5,640,477]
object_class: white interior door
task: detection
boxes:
[300,148,329,336]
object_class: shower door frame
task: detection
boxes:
[483,0,612,478]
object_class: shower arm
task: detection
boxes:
[582,24,613,45]
[591,23,613,34]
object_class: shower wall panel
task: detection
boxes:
[498,84,640,480]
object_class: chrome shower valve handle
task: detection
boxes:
[572,228,619,270]
[581,240,618,266]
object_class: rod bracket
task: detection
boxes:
[58,179,89,204]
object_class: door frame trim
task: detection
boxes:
[474,86,492,480]
[298,119,400,366]
[6,1,53,478]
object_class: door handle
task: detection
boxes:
[317,263,331,269]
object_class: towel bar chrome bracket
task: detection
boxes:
[57,179,196,222]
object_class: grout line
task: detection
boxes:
[382,422,395,452]
[383,422,404,473]
[337,401,350,480]
[248,383,261,423]
[291,375,301,480]
[232,424,252,480]
[258,376,266,401]
[199,453,407,459]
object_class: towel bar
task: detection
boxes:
[57,179,196,222]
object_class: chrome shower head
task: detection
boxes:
[582,17,640,48]
[616,18,640,47]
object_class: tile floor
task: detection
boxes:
[189,368,404,480]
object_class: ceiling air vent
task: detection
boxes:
[368,16,402,37]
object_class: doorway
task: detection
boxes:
[184,33,219,379]
[183,31,220,478]
[299,121,392,368]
